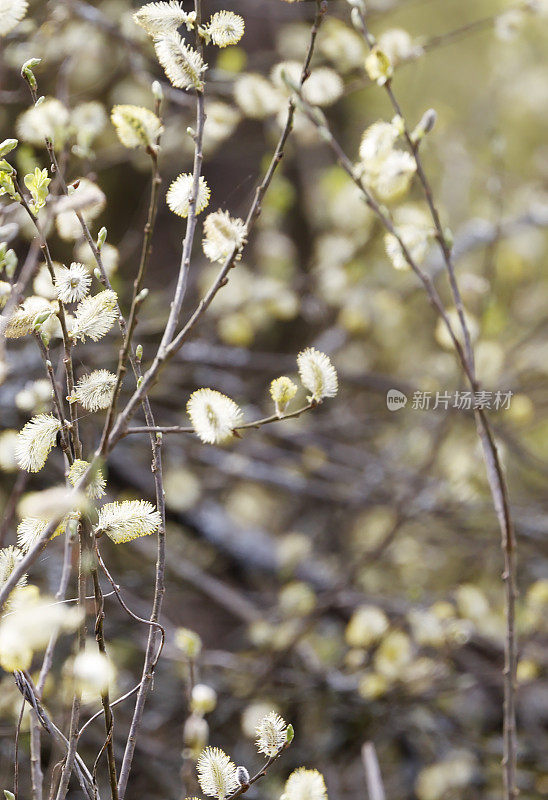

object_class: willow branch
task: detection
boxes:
[124,403,316,438]
[104,0,327,451]
[30,532,74,800]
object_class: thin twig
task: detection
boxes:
[124,403,316,437]
[90,552,119,800]
[361,742,386,800]
[100,107,163,453]
[30,533,75,800]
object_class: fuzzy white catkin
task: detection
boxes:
[196,747,240,799]
[71,369,117,412]
[95,500,161,544]
[255,711,287,756]
[0,0,29,37]
[133,1,195,37]
[281,768,328,800]
[68,460,106,499]
[55,262,91,303]
[359,120,398,164]
[191,684,217,715]
[302,67,344,107]
[206,11,245,48]
[71,290,118,342]
[358,118,416,200]
[373,149,416,200]
[110,106,157,147]
[202,210,246,263]
[15,414,61,473]
[16,98,70,147]
[270,376,298,417]
[1,296,53,339]
[111,105,163,149]
[233,74,282,119]
[0,546,26,593]
[187,388,243,445]
[167,173,210,218]
[17,518,48,553]
[154,31,206,90]
[73,646,114,695]
[297,348,338,401]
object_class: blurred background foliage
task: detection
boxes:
[1,1,547,799]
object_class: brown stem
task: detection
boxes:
[100,119,163,454]
[123,403,316,438]
[54,529,88,800]
[91,561,119,800]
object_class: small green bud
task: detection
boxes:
[137,376,143,388]
[186,126,196,138]
[135,344,143,361]
[22,57,41,70]
[33,309,53,329]
[136,288,148,303]
[5,250,17,279]
[5,791,16,800]
[1,247,17,279]
[97,226,107,249]
[285,723,294,744]
[93,267,102,281]
[21,58,41,90]
[0,139,18,158]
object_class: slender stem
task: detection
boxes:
[34,334,73,464]
[100,120,163,453]
[124,403,316,437]
[116,434,165,800]
[156,0,205,358]
[54,530,88,800]
[30,533,74,800]
[14,698,25,800]
[91,559,119,800]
